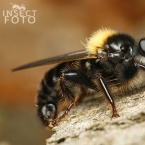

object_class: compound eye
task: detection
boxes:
[41,104,56,125]
[139,38,145,55]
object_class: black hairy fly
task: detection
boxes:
[12,28,145,127]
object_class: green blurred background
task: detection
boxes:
[1,0,145,145]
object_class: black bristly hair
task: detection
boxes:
[12,28,145,127]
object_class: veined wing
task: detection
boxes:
[12,50,96,71]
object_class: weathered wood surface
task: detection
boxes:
[47,89,145,145]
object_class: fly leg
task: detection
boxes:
[52,68,96,125]
[52,101,75,126]
[99,77,120,118]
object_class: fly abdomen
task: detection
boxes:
[62,70,95,89]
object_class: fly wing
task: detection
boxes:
[12,50,96,71]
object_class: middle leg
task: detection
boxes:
[99,77,120,117]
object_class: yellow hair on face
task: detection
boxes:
[86,28,118,55]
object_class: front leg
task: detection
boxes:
[99,77,120,117]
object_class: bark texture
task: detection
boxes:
[47,89,145,145]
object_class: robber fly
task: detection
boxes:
[12,28,145,127]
